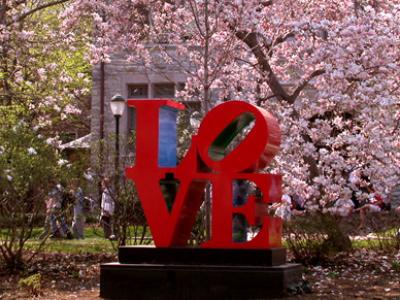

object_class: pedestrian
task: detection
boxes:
[274,194,293,221]
[324,193,355,218]
[391,185,400,215]
[45,182,73,239]
[232,180,250,242]
[356,186,389,230]
[71,180,86,239]
[290,194,306,216]
[40,190,56,239]
[100,177,115,240]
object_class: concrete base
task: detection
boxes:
[100,247,303,299]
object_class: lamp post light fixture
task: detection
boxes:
[110,94,126,184]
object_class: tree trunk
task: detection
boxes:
[321,214,352,253]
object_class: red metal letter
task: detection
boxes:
[125,99,282,249]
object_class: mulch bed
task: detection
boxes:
[0,253,115,300]
[0,249,399,299]
[295,249,400,299]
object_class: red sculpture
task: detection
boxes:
[125,99,282,249]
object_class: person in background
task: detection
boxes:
[101,177,115,240]
[356,185,389,230]
[324,190,355,218]
[40,189,57,239]
[290,194,306,217]
[71,179,86,239]
[390,185,400,215]
[349,168,376,210]
[46,182,73,239]
[274,194,293,221]
[232,180,250,242]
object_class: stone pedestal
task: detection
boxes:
[100,247,303,299]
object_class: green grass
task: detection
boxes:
[25,226,118,254]
[3,225,399,255]
[351,227,400,249]
[29,237,117,254]
[2,225,153,254]
[352,237,400,250]
[2,226,151,254]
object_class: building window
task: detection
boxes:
[128,84,148,98]
[127,84,149,131]
[127,107,136,132]
[176,82,185,92]
[154,83,175,98]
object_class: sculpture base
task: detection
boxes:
[100,247,303,299]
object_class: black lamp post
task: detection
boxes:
[110,94,126,181]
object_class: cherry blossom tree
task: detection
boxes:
[64,0,400,213]
[0,1,92,268]
[1,0,91,137]
[227,0,400,208]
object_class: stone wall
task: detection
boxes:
[90,57,188,178]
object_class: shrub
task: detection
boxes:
[18,273,42,297]
[285,213,352,264]
[0,106,68,270]
[285,211,400,264]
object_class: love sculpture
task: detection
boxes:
[101,99,304,299]
[125,99,283,249]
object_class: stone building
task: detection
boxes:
[92,58,186,137]
[89,52,198,177]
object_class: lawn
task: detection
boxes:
[16,227,400,254]
[4,225,152,254]
[3,224,399,255]
[27,226,118,254]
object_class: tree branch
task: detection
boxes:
[262,1,273,6]
[392,117,400,134]
[235,30,291,102]
[6,0,70,27]
[263,31,296,57]
[290,68,325,100]
[235,29,324,104]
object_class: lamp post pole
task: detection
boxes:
[110,94,126,192]
[115,114,120,182]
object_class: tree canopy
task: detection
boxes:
[63,0,400,208]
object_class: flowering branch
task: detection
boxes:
[235,30,325,104]
[5,0,71,27]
